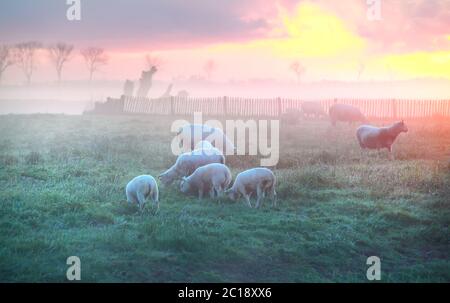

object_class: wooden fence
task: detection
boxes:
[120,96,450,119]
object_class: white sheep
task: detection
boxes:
[158,148,225,186]
[125,175,159,211]
[225,167,276,208]
[177,124,235,154]
[180,163,232,200]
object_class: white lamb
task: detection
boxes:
[125,175,159,211]
[180,163,232,200]
[177,124,235,154]
[158,148,225,186]
[225,168,277,208]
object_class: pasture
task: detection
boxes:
[0,114,449,282]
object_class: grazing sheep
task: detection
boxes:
[329,104,367,126]
[158,148,225,186]
[356,120,408,158]
[301,101,326,119]
[180,163,232,200]
[177,124,235,153]
[225,167,276,208]
[125,175,159,211]
[194,140,214,150]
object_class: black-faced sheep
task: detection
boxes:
[225,167,276,208]
[158,148,225,186]
[329,104,367,126]
[125,175,159,211]
[180,163,232,200]
[356,120,408,158]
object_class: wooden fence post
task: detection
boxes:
[170,96,174,115]
[223,96,228,116]
[277,97,282,116]
[391,98,397,120]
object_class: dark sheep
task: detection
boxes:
[329,104,367,126]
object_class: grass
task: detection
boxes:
[0,114,449,282]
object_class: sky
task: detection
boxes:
[0,0,449,84]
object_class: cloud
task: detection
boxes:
[0,0,279,48]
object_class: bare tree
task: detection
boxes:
[15,41,42,85]
[145,53,163,70]
[357,62,365,81]
[0,45,15,85]
[290,61,306,84]
[203,59,216,80]
[48,42,74,83]
[80,47,108,82]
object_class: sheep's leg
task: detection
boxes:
[270,187,277,207]
[136,191,146,212]
[387,146,394,160]
[243,194,252,208]
[209,186,216,199]
[198,187,204,201]
[255,186,263,208]
[151,190,159,212]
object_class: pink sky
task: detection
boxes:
[1,0,449,84]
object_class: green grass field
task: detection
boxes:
[0,114,449,282]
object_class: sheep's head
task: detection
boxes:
[158,171,175,186]
[400,120,408,133]
[179,177,190,193]
[225,188,239,201]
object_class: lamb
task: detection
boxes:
[301,101,326,119]
[180,163,232,200]
[356,120,408,158]
[125,175,159,211]
[329,104,367,126]
[158,148,225,186]
[177,123,235,154]
[225,167,276,208]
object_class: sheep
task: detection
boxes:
[225,167,276,208]
[301,101,326,119]
[176,123,235,154]
[329,104,367,126]
[125,175,159,211]
[158,148,225,186]
[180,163,232,200]
[356,120,408,158]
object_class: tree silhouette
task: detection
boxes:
[80,47,108,82]
[48,42,74,83]
[15,41,42,85]
[203,59,216,80]
[290,61,306,84]
[145,53,163,70]
[0,45,15,85]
